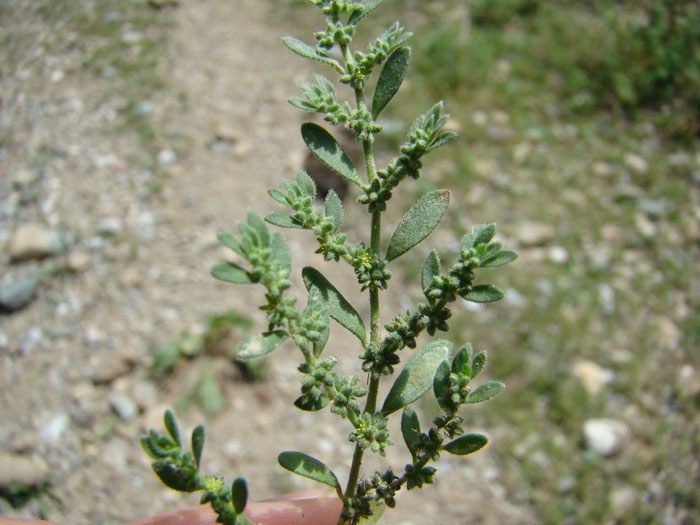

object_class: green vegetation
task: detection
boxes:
[143,1,516,523]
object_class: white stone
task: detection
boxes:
[624,152,648,174]
[583,418,631,456]
[572,360,614,396]
[39,413,70,445]
[110,392,139,421]
[97,217,123,236]
[548,246,569,263]
[9,223,63,261]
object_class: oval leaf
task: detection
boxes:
[348,0,386,24]
[467,381,505,404]
[164,410,181,447]
[236,331,288,360]
[401,406,421,459]
[191,425,205,468]
[464,284,504,303]
[381,340,452,415]
[452,344,473,376]
[301,123,362,187]
[420,250,440,297]
[302,267,366,345]
[281,36,343,72]
[386,190,450,262]
[297,170,317,199]
[265,212,303,229]
[325,189,343,232]
[231,477,248,515]
[443,433,488,455]
[278,451,341,494]
[152,461,198,492]
[432,360,452,410]
[462,223,496,250]
[270,232,292,273]
[470,351,486,378]
[218,232,244,257]
[372,46,411,119]
[211,262,253,284]
[294,394,330,412]
[481,250,518,268]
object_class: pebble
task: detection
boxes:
[9,223,64,261]
[583,418,631,456]
[548,246,568,264]
[110,392,139,421]
[157,149,176,166]
[610,485,638,518]
[39,413,70,445]
[0,452,49,487]
[12,168,39,189]
[516,221,555,247]
[0,271,39,312]
[572,360,614,396]
[66,250,91,272]
[89,352,132,384]
[624,152,648,174]
[634,213,656,238]
[97,216,123,236]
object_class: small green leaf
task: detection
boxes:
[325,190,343,231]
[481,250,518,268]
[152,461,198,492]
[386,190,450,262]
[432,360,451,410]
[236,331,288,360]
[265,212,303,229]
[356,499,387,524]
[302,267,366,346]
[141,435,168,459]
[427,130,457,152]
[464,284,504,303]
[420,250,440,297]
[462,223,496,250]
[191,425,205,468]
[452,344,473,376]
[270,232,292,273]
[211,263,254,284]
[401,407,421,459]
[278,451,341,495]
[301,123,362,187]
[289,96,317,112]
[281,36,343,72]
[348,0,386,24]
[443,433,488,455]
[294,394,330,411]
[372,46,411,119]
[381,340,452,415]
[470,351,486,378]
[164,410,181,447]
[467,381,505,404]
[268,187,290,206]
[247,211,270,246]
[198,372,226,418]
[297,170,317,199]
[231,477,248,514]
[218,232,245,257]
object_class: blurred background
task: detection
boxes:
[1,0,698,524]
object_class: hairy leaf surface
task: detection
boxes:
[301,123,362,187]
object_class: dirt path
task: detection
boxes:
[1,1,535,523]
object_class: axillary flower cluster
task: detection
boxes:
[141,1,517,524]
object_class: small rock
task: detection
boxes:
[548,246,568,264]
[66,250,91,272]
[12,168,39,189]
[0,452,49,488]
[610,485,638,518]
[624,153,648,174]
[634,213,656,238]
[517,221,555,247]
[110,392,139,421]
[583,418,631,456]
[39,413,70,445]
[89,352,132,385]
[97,217,123,236]
[572,360,614,396]
[157,149,176,166]
[486,124,516,142]
[0,271,39,312]
[9,223,64,261]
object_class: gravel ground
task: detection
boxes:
[1,1,537,523]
